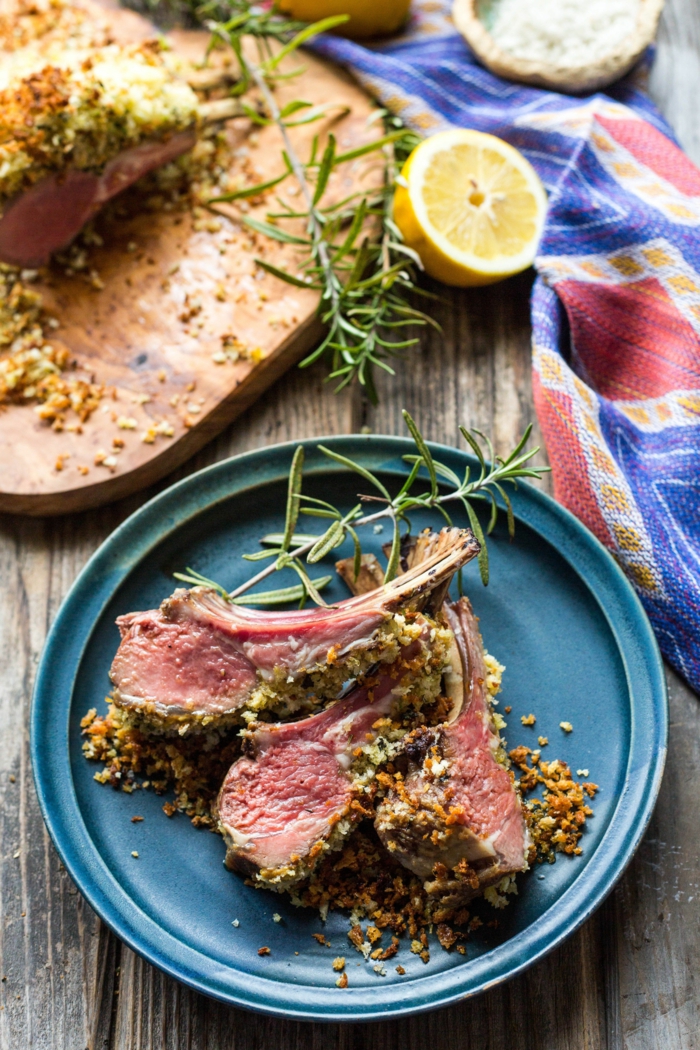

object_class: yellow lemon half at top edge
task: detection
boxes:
[277,0,411,39]
[393,129,548,287]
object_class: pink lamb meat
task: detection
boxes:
[109,527,479,725]
[0,129,197,267]
[374,597,531,904]
[216,632,428,887]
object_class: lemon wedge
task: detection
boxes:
[277,0,410,39]
[393,129,547,286]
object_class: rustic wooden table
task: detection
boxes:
[1,1,698,1046]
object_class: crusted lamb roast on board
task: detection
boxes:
[374,597,532,906]
[216,623,443,890]
[109,527,479,730]
[0,0,245,266]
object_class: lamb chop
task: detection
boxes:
[216,625,436,890]
[374,597,531,906]
[109,527,479,730]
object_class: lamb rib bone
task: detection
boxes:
[109,526,479,730]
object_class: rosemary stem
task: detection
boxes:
[226,460,529,601]
[248,64,341,314]
[225,504,390,600]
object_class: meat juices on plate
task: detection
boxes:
[375,597,531,905]
[109,527,479,730]
[216,625,436,890]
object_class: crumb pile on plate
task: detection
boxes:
[82,527,598,975]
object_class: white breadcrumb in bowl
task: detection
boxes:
[452,0,664,94]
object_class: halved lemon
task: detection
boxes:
[393,129,547,287]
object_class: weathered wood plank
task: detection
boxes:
[614,668,700,1050]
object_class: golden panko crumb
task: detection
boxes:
[521,714,536,726]
[81,701,240,827]
[509,746,598,861]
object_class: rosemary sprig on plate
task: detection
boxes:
[180,0,434,403]
[174,412,549,606]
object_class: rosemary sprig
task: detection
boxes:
[176,412,549,606]
[179,0,435,403]
[173,568,333,606]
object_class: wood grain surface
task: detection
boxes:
[1,0,699,1047]
[0,6,377,515]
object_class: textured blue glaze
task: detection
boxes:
[31,436,667,1021]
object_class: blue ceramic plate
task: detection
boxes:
[32,436,667,1021]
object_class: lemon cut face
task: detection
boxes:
[394,129,547,286]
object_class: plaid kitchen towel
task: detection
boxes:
[313,0,700,692]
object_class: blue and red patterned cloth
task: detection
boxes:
[313,1,700,692]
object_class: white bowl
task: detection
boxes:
[452,0,665,95]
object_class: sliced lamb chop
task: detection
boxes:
[216,627,433,889]
[110,526,479,729]
[374,597,531,906]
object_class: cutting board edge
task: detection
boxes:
[0,314,325,516]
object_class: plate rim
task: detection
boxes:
[31,434,668,1021]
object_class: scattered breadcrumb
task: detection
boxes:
[332,957,345,972]
[577,769,590,777]
[81,702,240,826]
[257,947,270,956]
[521,714,536,725]
[335,972,348,988]
[131,851,139,858]
[141,420,175,444]
[396,965,406,975]
[538,736,548,747]
[510,746,598,860]
[272,913,282,923]
[232,919,240,927]
[131,816,143,823]
[560,721,573,733]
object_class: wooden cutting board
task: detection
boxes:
[0,3,378,515]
